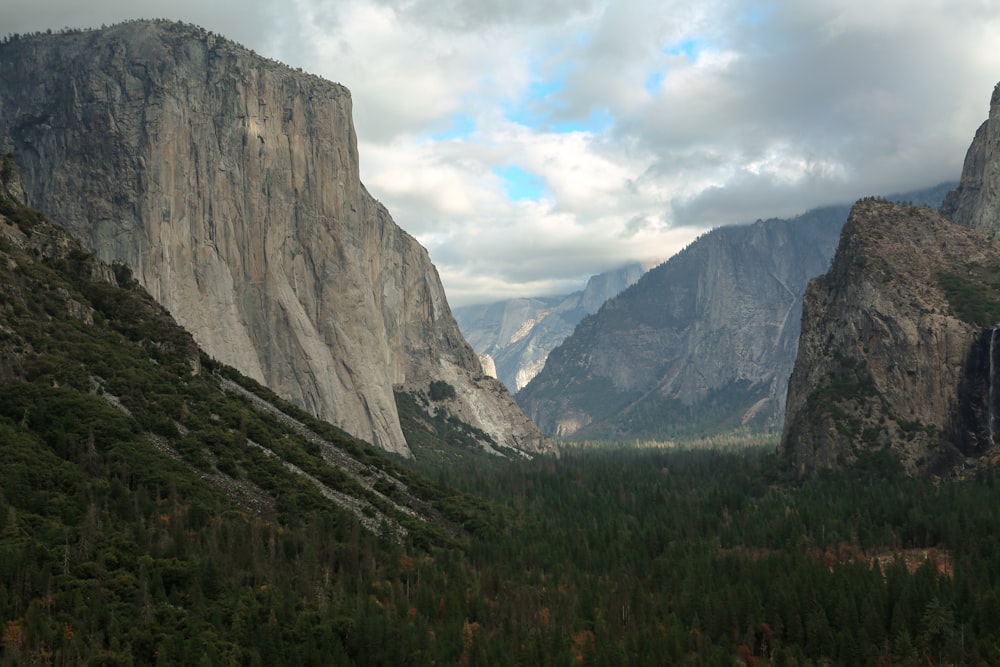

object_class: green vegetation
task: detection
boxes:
[0,190,497,662]
[6,178,1000,665]
[17,397,1000,666]
[428,379,456,402]
[574,379,773,441]
[804,354,882,440]
[0,153,45,234]
[938,266,1000,327]
[395,389,501,466]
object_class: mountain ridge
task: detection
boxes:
[516,184,954,441]
[780,198,1000,476]
[0,20,550,458]
[454,262,647,393]
[780,81,1000,476]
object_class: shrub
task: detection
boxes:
[428,380,456,402]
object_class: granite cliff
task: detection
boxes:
[453,263,646,393]
[780,199,1000,476]
[782,83,1000,477]
[0,21,549,457]
[517,206,850,439]
[0,158,478,539]
[941,84,1000,235]
[517,185,952,442]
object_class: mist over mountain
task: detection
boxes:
[453,262,647,393]
[783,83,1000,477]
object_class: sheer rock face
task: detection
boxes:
[942,83,1000,235]
[782,82,1000,478]
[781,200,1000,476]
[516,208,848,440]
[0,21,550,457]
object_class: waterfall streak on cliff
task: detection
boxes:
[991,327,998,446]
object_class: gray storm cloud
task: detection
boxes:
[2,0,998,305]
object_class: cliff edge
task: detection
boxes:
[0,21,550,457]
[781,199,1000,476]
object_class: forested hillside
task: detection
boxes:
[2,156,997,665]
[9,420,1000,664]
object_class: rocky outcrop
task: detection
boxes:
[453,263,646,393]
[0,21,550,457]
[941,83,1000,234]
[782,82,1000,478]
[478,353,497,379]
[781,199,1000,476]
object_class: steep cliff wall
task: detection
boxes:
[781,199,1000,476]
[941,83,1000,235]
[454,263,646,393]
[781,82,1000,478]
[517,206,849,439]
[0,21,549,457]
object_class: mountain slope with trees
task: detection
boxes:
[8,150,1000,665]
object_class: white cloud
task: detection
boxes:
[3,0,1000,306]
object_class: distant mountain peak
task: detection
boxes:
[454,262,647,393]
[515,185,954,442]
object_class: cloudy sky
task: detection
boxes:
[4,1,1000,305]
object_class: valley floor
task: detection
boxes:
[5,425,1000,665]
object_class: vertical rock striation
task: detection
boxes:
[0,21,549,457]
[782,81,1000,477]
[516,206,850,440]
[941,83,1000,235]
[780,200,1000,476]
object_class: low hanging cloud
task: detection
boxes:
[2,0,999,305]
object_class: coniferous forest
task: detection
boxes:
[6,421,1000,665]
[4,159,1000,665]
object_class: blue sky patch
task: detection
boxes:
[505,67,611,134]
[430,113,476,141]
[740,2,774,24]
[505,76,566,127]
[645,70,665,94]
[494,164,546,201]
[664,38,704,61]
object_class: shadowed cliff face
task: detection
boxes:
[781,199,1000,477]
[516,206,849,440]
[0,21,550,457]
[781,81,1000,478]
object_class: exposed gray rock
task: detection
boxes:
[478,353,497,379]
[781,80,1000,478]
[942,83,1000,234]
[454,263,646,392]
[516,184,953,442]
[0,21,550,457]
[517,207,849,439]
[781,199,1000,476]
